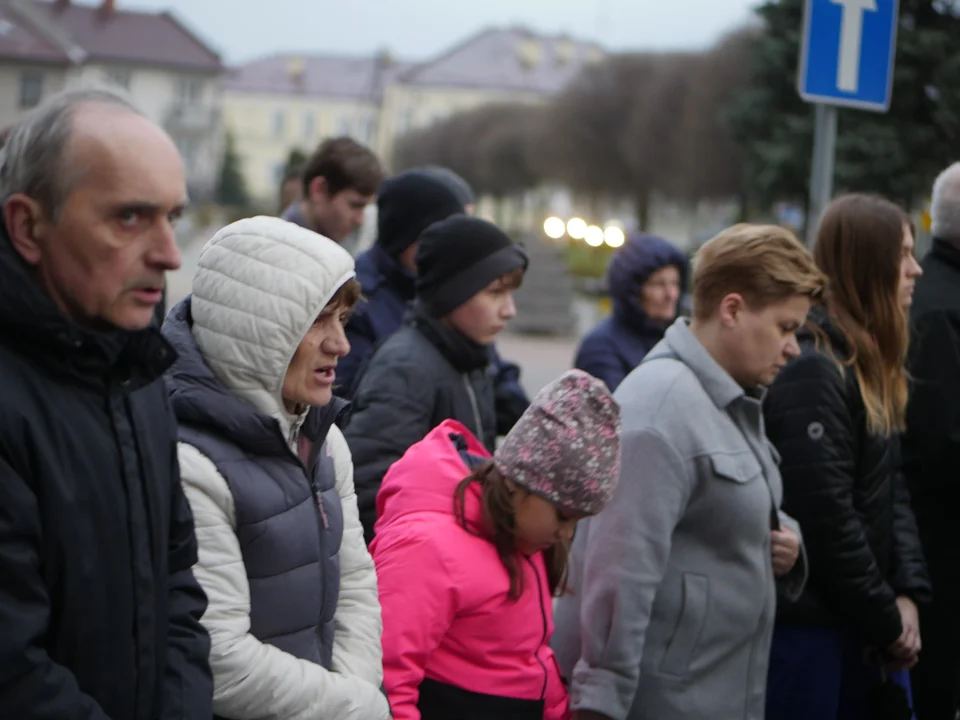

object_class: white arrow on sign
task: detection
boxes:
[830,0,878,93]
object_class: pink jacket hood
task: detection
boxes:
[372,420,569,720]
[374,420,486,533]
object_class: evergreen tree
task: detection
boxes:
[284,147,307,176]
[728,0,960,211]
[216,131,249,207]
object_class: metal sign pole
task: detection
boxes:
[806,103,838,247]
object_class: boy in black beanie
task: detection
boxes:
[344,216,529,543]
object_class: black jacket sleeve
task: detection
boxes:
[0,454,113,719]
[161,445,213,720]
[764,353,903,649]
[489,345,529,436]
[344,361,435,544]
[888,439,932,604]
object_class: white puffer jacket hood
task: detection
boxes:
[190,216,355,439]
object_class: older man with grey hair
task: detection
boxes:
[0,88,212,719]
[902,161,960,720]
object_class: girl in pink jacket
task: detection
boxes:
[371,370,622,720]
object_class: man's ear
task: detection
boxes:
[3,194,48,266]
[307,175,329,201]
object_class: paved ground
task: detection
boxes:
[497,333,579,397]
[167,230,582,398]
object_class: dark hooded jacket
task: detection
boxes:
[0,227,211,719]
[575,233,687,391]
[337,170,464,399]
[345,303,498,544]
[763,308,931,649]
[338,171,529,434]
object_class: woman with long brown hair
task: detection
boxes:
[763,194,931,719]
[371,370,621,720]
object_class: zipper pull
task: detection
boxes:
[316,491,330,529]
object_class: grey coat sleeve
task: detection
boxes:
[570,427,691,720]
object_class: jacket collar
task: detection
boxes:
[281,202,314,232]
[0,225,174,389]
[930,237,960,271]
[369,244,416,301]
[408,301,490,373]
[657,318,750,410]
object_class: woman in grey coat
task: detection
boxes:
[552,224,825,720]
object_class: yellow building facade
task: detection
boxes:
[224,29,604,204]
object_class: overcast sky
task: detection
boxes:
[116,0,760,65]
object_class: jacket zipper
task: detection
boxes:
[525,555,550,700]
[462,374,485,441]
[274,425,329,639]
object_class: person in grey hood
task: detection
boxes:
[552,224,822,720]
[163,216,390,720]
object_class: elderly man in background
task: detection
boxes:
[902,162,960,720]
[0,87,212,719]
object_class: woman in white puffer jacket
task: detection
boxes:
[162,216,390,720]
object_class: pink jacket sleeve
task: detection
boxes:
[373,530,458,720]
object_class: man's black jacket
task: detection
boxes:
[0,230,212,719]
[903,239,960,509]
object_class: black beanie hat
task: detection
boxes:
[416,165,476,206]
[416,216,529,318]
[376,170,465,257]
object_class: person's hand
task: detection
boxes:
[887,596,921,669]
[771,527,800,577]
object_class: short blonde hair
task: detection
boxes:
[692,224,827,321]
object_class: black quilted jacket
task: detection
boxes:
[763,308,931,649]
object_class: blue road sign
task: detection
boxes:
[798,0,899,112]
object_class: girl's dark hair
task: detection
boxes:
[453,460,570,601]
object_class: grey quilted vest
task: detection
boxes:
[164,298,344,668]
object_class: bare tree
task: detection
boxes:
[532,52,708,228]
[531,56,637,213]
[393,102,542,197]
[675,27,758,214]
[394,34,755,223]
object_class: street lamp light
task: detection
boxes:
[543,216,566,239]
[584,225,604,247]
[567,217,587,240]
[604,226,625,248]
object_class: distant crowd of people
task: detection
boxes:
[2,86,960,720]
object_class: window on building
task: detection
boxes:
[359,115,373,142]
[19,72,43,109]
[103,66,132,90]
[177,76,204,106]
[303,112,315,141]
[272,110,286,139]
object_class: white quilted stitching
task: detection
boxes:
[189,217,355,432]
